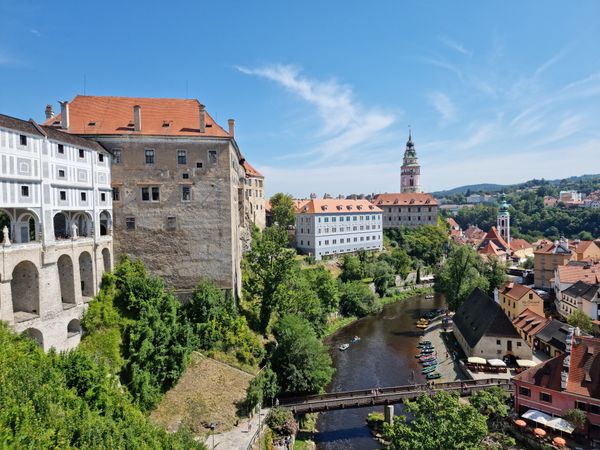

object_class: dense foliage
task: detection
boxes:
[385,225,448,267]
[269,193,296,228]
[339,281,381,316]
[266,408,298,437]
[383,391,488,450]
[436,245,507,310]
[567,310,594,334]
[0,323,203,449]
[271,315,334,395]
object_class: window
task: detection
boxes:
[58,169,65,178]
[19,135,27,146]
[539,392,552,403]
[517,342,522,347]
[196,161,203,168]
[101,193,106,202]
[496,340,501,345]
[166,216,177,230]
[81,192,87,202]
[576,401,587,411]
[58,144,65,154]
[125,217,136,230]
[152,187,160,201]
[145,149,155,164]
[590,404,600,415]
[21,186,29,197]
[59,191,67,201]
[177,150,187,165]
[518,387,531,397]
[112,149,122,164]
[208,150,217,164]
[79,149,85,158]
[98,153,104,162]
[182,173,189,179]
[112,187,120,202]
[142,187,150,201]
[182,186,191,201]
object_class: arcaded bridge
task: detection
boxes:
[279,378,513,414]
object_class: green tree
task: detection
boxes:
[304,267,340,314]
[340,255,363,282]
[373,261,395,297]
[564,408,587,430]
[269,193,296,228]
[455,205,498,231]
[469,386,509,429]
[521,256,534,270]
[339,281,381,317]
[271,315,334,395]
[383,391,488,450]
[266,408,297,437]
[436,245,489,310]
[567,310,594,334]
[243,226,297,332]
[379,248,412,279]
[483,256,508,295]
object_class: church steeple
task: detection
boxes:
[400,129,421,193]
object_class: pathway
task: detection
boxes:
[204,408,269,450]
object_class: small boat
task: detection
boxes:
[421,360,438,367]
[425,295,434,299]
[416,324,428,329]
[420,357,437,364]
[419,340,432,345]
[421,366,437,374]
[426,372,442,380]
[339,343,350,351]
[351,336,361,343]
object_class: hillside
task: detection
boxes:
[433,174,600,197]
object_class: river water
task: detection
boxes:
[315,294,444,450]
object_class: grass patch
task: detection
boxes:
[205,349,260,375]
[294,413,318,450]
[150,352,253,436]
[380,286,434,306]
[322,315,358,338]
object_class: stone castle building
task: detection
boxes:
[374,132,438,228]
[242,160,265,229]
[0,113,113,351]
[44,96,250,297]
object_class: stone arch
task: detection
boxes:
[67,318,82,337]
[99,210,111,236]
[53,212,69,239]
[72,212,93,238]
[0,208,14,243]
[15,211,39,243]
[23,328,44,347]
[78,251,94,299]
[102,248,111,273]
[11,260,40,320]
[57,254,76,306]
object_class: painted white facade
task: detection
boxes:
[0,115,113,351]
[295,201,383,260]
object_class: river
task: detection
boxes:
[315,294,444,450]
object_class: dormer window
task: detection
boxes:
[322,205,328,211]
[336,205,342,210]
[162,120,172,128]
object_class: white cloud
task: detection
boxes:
[440,36,471,56]
[427,91,456,124]
[237,64,395,164]
[29,28,40,36]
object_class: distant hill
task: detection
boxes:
[433,174,600,198]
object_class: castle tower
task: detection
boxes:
[400,130,421,193]
[497,193,510,246]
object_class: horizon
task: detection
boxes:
[2,1,600,196]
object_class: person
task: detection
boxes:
[248,421,252,433]
[275,398,279,407]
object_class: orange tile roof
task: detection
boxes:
[373,192,438,206]
[500,282,535,301]
[510,238,532,251]
[512,308,550,336]
[44,95,230,138]
[556,263,600,285]
[296,199,382,215]
[446,217,460,228]
[242,160,263,178]
[478,240,506,257]
[566,336,600,398]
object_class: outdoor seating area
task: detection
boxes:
[511,409,575,449]
[465,357,508,374]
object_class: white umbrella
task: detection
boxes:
[516,359,537,368]
[522,409,551,425]
[467,357,486,364]
[487,359,507,367]
[547,417,575,434]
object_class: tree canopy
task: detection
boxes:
[269,193,296,228]
[567,310,594,334]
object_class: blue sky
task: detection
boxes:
[2,1,600,196]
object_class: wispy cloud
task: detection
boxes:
[237,64,395,163]
[440,36,471,56]
[29,28,41,37]
[427,91,456,124]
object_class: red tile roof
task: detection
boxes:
[512,308,550,337]
[556,263,600,285]
[510,238,533,251]
[500,282,535,301]
[44,95,230,138]
[296,199,382,215]
[242,160,263,178]
[373,193,438,206]
[446,217,460,228]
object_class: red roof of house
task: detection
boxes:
[243,160,263,178]
[373,193,438,206]
[478,240,506,257]
[500,282,535,301]
[296,199,382,215]
[510,238,533,251]
[556,263,600,285]
[512,308,550,337]
[446,217,460,228]
[44,95,230,138]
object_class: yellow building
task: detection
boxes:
[498,283,544,320]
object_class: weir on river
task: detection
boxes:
[315,294,446,450]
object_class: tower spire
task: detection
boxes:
[400,128,421,193]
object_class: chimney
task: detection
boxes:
[228,118,235,137]
[199,104,206,133]
[133,105,142,132]
[45,104,54,120]
[59,101,69,129]
[493,287,499,304]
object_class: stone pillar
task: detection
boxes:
[384,405,394,425]
[0,277,15,325]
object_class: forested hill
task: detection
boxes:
[433,174,600,197]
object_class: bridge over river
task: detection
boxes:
[280,378,513,414]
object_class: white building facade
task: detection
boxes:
[0,113,113,351]
[295,199,383,260]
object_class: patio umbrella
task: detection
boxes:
[516,359,537,367]
[514,419,527,427]
[533,428,546,437]
[552,436,566,447]
[487,358,507,367]
[467,357,486,364]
